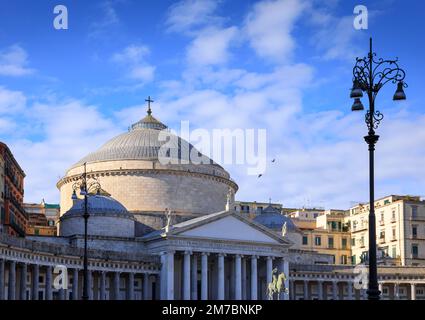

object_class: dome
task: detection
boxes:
[59,195,135,238]
[58,102,238,226]
[253,205,298,232]
[70,112,221,170]
[63,194,132,217]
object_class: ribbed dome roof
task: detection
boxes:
[62,194,132,218]
[253,205,298,232]
[71,108,220,169]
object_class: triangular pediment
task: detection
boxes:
[178,214,281,244]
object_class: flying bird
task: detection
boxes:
[271,158,276,163]
[258,174,263,178]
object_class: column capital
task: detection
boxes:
[266,256,274,261]
[201,252,210,256]
[251,255,258,260]
[184,250,192,255]
[218,253,226,257]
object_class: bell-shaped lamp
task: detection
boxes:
[71,190,78,200]
[351,98,364,111]
[393,81,406,101]
[350,80,363,98]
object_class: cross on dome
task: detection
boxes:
[145,96,154,115]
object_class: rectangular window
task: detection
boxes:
[360,236,365,247]
[412,244,419,258]
[351,238,356,246]
[328,237,334,248]
[392,228,396,239]
[342,238,347,249]
[412,206,418,218]
[302,236,308,245]
[412,225,417,238]
[315,236,321,246]
[351,255,356,264]
[392,246,397,258]
[340,255,347,264]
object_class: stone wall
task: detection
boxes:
[60,214,135,238]
[59,160,237,227]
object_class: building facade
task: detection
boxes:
[0,142,27,237]
[24,200,60,236]
[349,195,425,266]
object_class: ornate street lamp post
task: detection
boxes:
[71,162,101,300]
[350,37,407,300]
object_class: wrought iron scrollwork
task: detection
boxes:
[353,53,407,101]
[365,110,384,131]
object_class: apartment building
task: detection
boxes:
[24,200,60,236]
[349,195,425,266]
[0,142,27,236]
[292,209,352,265]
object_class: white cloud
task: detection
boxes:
[0,45,34,76]
[165,0,222,34]
[244,0,306,62]
[9,98,122,203]
[0,86,26,115]
[89,0,120,38]
[112,45,155,83]
[308,7,363,61]
[187,27,238,66]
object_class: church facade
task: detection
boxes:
[1,107,425,300]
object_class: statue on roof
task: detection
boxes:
[164,208,173,233]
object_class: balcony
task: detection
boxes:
[379,220,385,226]
[379,238,385,244]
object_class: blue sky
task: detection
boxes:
[0,0,424,208]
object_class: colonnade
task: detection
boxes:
[160,251,289,300]
[0,258,158,300]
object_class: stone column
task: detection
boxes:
[143,273,150,300]
[317,280,323,300]
[45,266,53,300]
[266,256,273,299]
[191,254,198,300]
[303,280,309,300]
[31,264,39,300]
[166,252,175,300]
[332,281,338,300]
[290,280,295,300]
[394,283,399,300]
[378,282,383,298]
[217,253,225,300]
[19,263,27,300]
[99,271,106,300]
[88,270,93,300]
[241,257,247,300]
[347,281,353,300]
[127,273,134,300]
[0,259,5,300]
[201,253,208,300]
[160,253,166,300]
[362,288,367,300]
[8,261,16,300]
[58,287,65,300]
[411,283,416,300]
[72,269,79,300]
[183,251,191,300]
[113,272,120,300]
[234,255,242,300]
[250,256,258,300]
[280,259,289,300]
